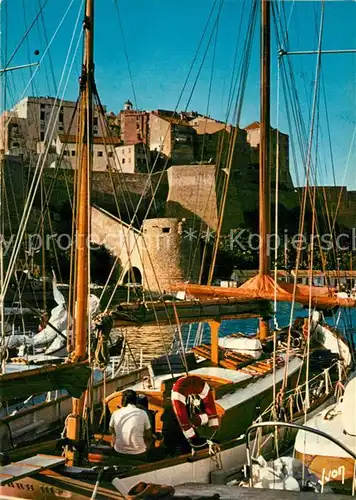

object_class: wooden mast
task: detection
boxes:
[258,0,271,340]
[66,0,93,453]
[209,0,271,355]
[74,0,93,361]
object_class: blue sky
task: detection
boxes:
[2,0,356,187]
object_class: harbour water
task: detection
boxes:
[120,302,356,365]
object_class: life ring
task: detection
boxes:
[171,375,219,441]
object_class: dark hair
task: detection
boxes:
[137,394,148,410]
[122,389,137,407]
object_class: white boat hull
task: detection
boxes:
[294,372,356,484]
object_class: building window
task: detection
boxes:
[59,125,64,131]
[122,158,125,164]
[122,149,125,154]
[162,227,170,233]
[59,113,64,123]
[71,150,75,156]
[12,142,20,148]
[128,157,131,163]
[93,117,98,126]
[63,150,68,156]
[40,103,45,109]
[40,132,45,141]
[40,111,45,120]
[98,151,103,157]
[108,152,113,158]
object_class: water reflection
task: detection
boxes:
[115,302,356,366]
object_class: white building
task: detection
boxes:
[0,96,106,163]
[54,134,122,171]
[114,142,150,173]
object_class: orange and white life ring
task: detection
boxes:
[171,375,219,441]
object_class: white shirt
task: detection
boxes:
[109,404,151,455]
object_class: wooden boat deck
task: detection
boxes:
[0,454,65,486]
[192,343,282,375]
[106,346,292,433]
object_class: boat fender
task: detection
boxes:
[171,375,219,441]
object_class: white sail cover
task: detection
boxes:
[218,336,262,359]
[43,294,100,354]
[37,279,100,353]
[6,273,101,355]
[44,331,67,355]
[4,334,31,349]
[33,277,68,347]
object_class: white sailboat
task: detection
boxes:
[294,373,356,488]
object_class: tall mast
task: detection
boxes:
[258,0,270,340]
[73,0,94,360]
[66,0,94,457]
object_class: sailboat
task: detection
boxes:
[294,369,356,489]
[0,0,352,497]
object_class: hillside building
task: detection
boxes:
[119,100,149,146]
[149,112,196,165]
[245,121,293,189]
[0,96,107,169]
[114,142,151,173]
[54,134,121,171]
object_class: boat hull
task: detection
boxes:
[0,395,336,500]
[3,367,148,450]
[295,450,354,485]
[294,375,356,489]
[112,393,336,494]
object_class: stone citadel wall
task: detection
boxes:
[4,159,356,244]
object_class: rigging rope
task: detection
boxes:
[3,0,83,300]
[187,0,222,279]
[272,0,326,395]
[207,0,257,285]
[172,302,189,375]
[113,0,138,110]
[2,0,49,73]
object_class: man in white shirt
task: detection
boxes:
[109,389,152,460]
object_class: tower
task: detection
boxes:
[141,218,200,293]
[124,99,133,111]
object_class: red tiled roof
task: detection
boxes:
[156,115,192,127]
[57,134,122,145]
[244,121,260,130]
